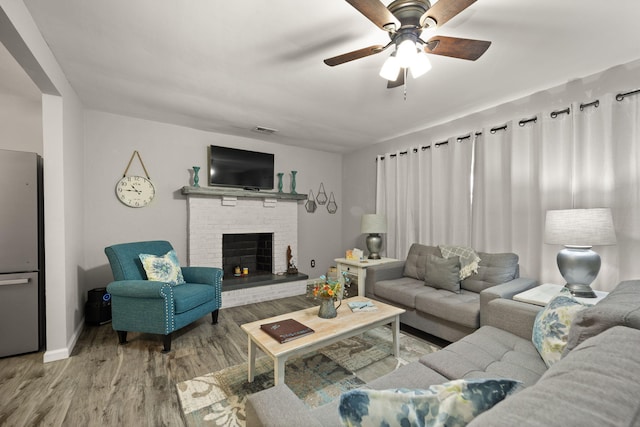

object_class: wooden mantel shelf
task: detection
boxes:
[181,186,307,201]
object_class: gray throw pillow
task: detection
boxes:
[424,254,461,293]
[403,244,440,281]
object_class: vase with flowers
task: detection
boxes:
[312,273,345,318]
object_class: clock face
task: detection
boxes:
[116,176,155,207]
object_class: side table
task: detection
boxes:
[334,257,398,297]
[513,283,609,306]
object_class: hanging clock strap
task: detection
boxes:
[122,150,151,179]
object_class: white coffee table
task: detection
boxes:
[241,296,405,386]
[514,283,609,306]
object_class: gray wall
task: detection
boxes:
[83,110,344,290]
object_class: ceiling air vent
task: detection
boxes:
[252,126,278,135]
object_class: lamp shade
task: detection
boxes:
[361,214,387,234]
[544,208,616,246]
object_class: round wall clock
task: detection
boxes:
[116,175,155,208]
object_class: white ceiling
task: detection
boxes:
[20,0,640,153]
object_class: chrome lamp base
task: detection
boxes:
[557,246,599,298]
[366,233,382,260]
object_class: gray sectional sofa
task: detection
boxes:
[246,280,640,426]
[364,243,538,342]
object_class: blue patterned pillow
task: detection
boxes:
[532,288,592,367]
[338,378,522,427]
[139,249,185,286]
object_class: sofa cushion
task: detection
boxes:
[461,252,518,293]
[374,277,426,309]
[419,326,547,387]
[564,280,640,355]
[415,288,480,329]
[403,244,440,281]
[532,288,590,367]
[424,254,461,293]
[338,379,521,427]
[469,326,640,427]
[138,249,185,285]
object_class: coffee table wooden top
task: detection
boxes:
[241,296,405,359]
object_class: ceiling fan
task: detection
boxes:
[324,0,491,88]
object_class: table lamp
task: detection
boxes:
[544,208,616,297]
[361,214,387,259]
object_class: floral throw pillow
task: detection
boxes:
[139,249,185,286]
[532,287,592,367]
[338,378,522,427]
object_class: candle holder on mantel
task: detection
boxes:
[192,166,201,187]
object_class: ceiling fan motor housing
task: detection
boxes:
[388,0,431,30]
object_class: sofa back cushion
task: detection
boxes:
[563,280,640,355]
[403,244,440,281]
[461,252,519,293]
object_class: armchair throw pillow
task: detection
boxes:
[338,378,522,427]
[424,254,461,293]
[139,249,185,286]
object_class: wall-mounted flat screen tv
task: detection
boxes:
[208,145,274,190]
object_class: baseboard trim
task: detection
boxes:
[43,317,85,363]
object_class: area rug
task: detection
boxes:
[176,326,440,427]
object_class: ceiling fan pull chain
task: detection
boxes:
[403,68,408,101]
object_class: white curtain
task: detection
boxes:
[376,139,473,259]
[376,89,640,290]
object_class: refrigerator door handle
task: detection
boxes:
[0,278,30,286]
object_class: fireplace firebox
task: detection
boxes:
[222,233,273,279]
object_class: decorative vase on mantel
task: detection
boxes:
[318,297,338,319]
[192,166,201,187]
[290,170,297,194]
[277,172,284,193]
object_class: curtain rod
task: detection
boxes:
[377,86,640,160]
[616,89,640,101]
[550,107,570,118]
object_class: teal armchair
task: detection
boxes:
[105,240,222,352]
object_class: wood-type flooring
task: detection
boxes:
[0,295,316,426]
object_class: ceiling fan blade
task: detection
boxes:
[420,0,476,28]
[424,36,490,61]
[387,69,405,89]
[345,0,400,32]
[324,45,385,66]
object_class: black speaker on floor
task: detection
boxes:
[85,287,112,325]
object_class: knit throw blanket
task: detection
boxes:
[439,245,481,280]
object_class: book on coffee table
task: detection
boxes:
[260,318,315,343]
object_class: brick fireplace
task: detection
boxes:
[184,188,313,307]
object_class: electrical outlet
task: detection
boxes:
[310,259,316,268]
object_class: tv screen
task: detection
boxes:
[208,145,274,190]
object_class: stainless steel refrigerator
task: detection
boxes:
[0,149,44,358]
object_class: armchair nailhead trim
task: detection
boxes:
[159,284,176,334]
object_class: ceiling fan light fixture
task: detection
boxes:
[396,38,418,68]
[410,52,432,78]
[379,54,401,81]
